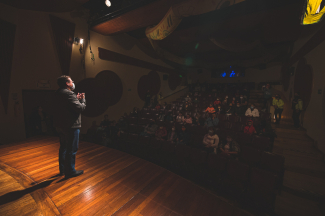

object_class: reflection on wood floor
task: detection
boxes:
[0,136,252,216]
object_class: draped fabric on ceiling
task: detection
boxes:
[49,15,75,76]
[0,19,16,114]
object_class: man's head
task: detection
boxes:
[250,103,255,109]
[186,114,190,118]
[209,103,213,107]
[226,135,233,142]
[275,94,280,99]
[181,125,186,131]
[248,120,253,126]
[229,103,233,107]
[212,113,216,118]
[172,126,176,131]
[266,83,270,89]
[237,102,240,107]
[57,75,74,90]
[178,112,183,116]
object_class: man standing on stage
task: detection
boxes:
[53,75,86,178]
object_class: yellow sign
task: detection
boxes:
[302,0,325,25]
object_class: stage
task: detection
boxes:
[0,136,251,216]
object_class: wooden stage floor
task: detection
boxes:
[0,136,252,216]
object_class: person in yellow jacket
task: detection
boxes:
[272,94,284,124]
[292,92,303,128]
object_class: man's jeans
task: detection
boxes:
[56,128,80,174]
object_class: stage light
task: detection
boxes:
[80,38,84,44]
[105,0,111,7]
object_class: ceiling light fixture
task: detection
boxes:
[105,0,111,7]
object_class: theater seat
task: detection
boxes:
[252,136,271,152]
[240,145,262,167]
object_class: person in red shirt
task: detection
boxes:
[213,98,221,106]
[244,120,256,135]
[205,104,216,114]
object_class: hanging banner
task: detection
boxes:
[302,0,325,25]
[145,7,182,40]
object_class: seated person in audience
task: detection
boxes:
[141,122,158,136]
[244,120,256,135]
[155,103,161,110]
[177,125,190,145]
[184,102,190,111]
[230,97,237,105]
[203,128,220,154]
[155,125,167,140]
[165,112,174,122]
[130,107,139,117]
[205,113,219,127]
[167,126,178,143]
[194,91,199,97]
[176,112,184,123]
[185,94,191,102]
[234,102,244,116]
[205,104,216,114]
[109,120,119,141]
[222,98,228,106]
[98,114,111,131]
[213,97,221,106]
[219,135,240,157]
[116,116,128,133]
[158,111,166,121]
[239,94,247,107]
[235,90,240,98]
[193,97,199,104]
[215,105,223,114]
[161,102,168,110]
[225,103,234,115]
[245,103,259,117]
[149,99,155,108]
[183,114,193,124]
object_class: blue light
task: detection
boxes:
[221,72,226,77]
[230,71,236,77]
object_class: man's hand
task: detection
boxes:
[77,93,85,100]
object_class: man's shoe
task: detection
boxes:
[66,170,84,178]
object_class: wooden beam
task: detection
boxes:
[98,47,180,74]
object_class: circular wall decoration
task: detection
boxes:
[294,58,313,110]
[168,73,182,90]
[74,70,123,117]
[137,71,161,101]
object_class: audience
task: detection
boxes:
[167,126,178,143]
[99,115,111,129]
[158,111,166,121]
[205,113,219,127]
[244,120,256,135]
[245,103,259,117]
[141,121,158,136]
[155,125,167,140]
[272,94,284,124]
[225,103,234,115]
[214,98,221,106]
[177,125,190,145]
[219,135,240,157]
[183,114,193,124]
[176,112,185,123]
[205,104,216,114]
[234,102,244,116]
[203,128,219,153]
[165,112,174,122]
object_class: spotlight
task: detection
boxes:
[105,0,111,7]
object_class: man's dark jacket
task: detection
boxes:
[53,88,86,129]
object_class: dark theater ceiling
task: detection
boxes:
[2,0,323,70]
